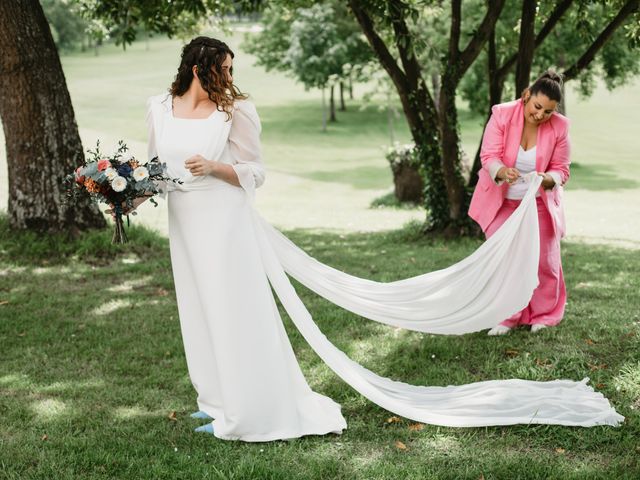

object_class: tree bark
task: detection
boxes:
[438,0,505,228]
[339,81,346,111]
[0,0,106,232]
[514,0,537,97]
[469,29,503,188]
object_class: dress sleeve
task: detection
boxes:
[480,104,507,185]
[146,97,168,199]
[229,100,266,200]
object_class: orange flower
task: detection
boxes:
[84,178,100,193]
[129,160,140,169]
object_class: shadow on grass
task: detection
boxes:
[567,162,640,191]
[1,216,638,479]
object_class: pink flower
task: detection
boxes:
[97,159,110,171]
[75,166,85,184]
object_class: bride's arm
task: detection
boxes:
[186,100,265,198]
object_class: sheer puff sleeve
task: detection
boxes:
[230,100,266,200]
[146,95,168,199]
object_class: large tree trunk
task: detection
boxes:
[436,0,505,232]
[0,0,106,232]
[438,73,467,222]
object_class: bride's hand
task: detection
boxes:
[185,155,217,176]
[105,197,147,218]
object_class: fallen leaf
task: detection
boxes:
[478,475,485,480]
[386,416,401,424]
[395,440,407,450]
[588,363,608,371]
[17,332,25,337]
[410,257,416,264]
[535,358,552,367]
[585,339,595,345]
[505,349,519,358]
[596,383,606,389]
[555,448,565,454]
[41,434,48,441]
[167,411,177,421]
[0,300,9,306]
[155,288,169,297]
[408,423,424,431]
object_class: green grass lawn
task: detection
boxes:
[1,218,639,479]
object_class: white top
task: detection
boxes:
[506,145,540,199]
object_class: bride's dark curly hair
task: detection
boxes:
[169,37,247,120]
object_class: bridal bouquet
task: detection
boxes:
[66,140,180,244]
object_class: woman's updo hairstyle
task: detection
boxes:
[525,69,564,103]
[170,36,247,120]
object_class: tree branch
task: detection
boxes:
[563,0,639,81]
[449,0,462,62]
[497,0,574,80]
[348,0,409,91]
[388,0,424,89]
[458,0,506,72]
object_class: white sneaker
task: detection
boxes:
[530,324,548,333]
[488,325,511,336]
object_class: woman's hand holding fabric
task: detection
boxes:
[497,166,521,184]
[537,172,556,190]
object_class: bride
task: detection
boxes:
[138,36,622,442]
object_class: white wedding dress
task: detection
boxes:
[146,93,623,442]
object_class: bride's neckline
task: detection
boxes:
[170,96,218,120]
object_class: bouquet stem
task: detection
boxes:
[112,213,129,244]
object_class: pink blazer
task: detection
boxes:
[468,99,571,238]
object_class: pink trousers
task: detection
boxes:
[485,197,566,327]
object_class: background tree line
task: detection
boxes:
[0,0,638,236]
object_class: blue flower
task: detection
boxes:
[117,164,133,177]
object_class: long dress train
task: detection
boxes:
[147,93,623,442]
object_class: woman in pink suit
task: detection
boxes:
[468,70,571,336]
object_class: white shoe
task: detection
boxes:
[488,325,511,336]
[530,324,548,333]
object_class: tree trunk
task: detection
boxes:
[339,81,346,111]
[469,30,504,188]
[329,84,337,122]
[0,0,106,232]
[348,75,353,99]
[514,0,537,97]
[321,86,327,132]
[438,72,468,224]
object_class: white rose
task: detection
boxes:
[133,166,149,181]
[105,167,118,180]
[111,176,127,192]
